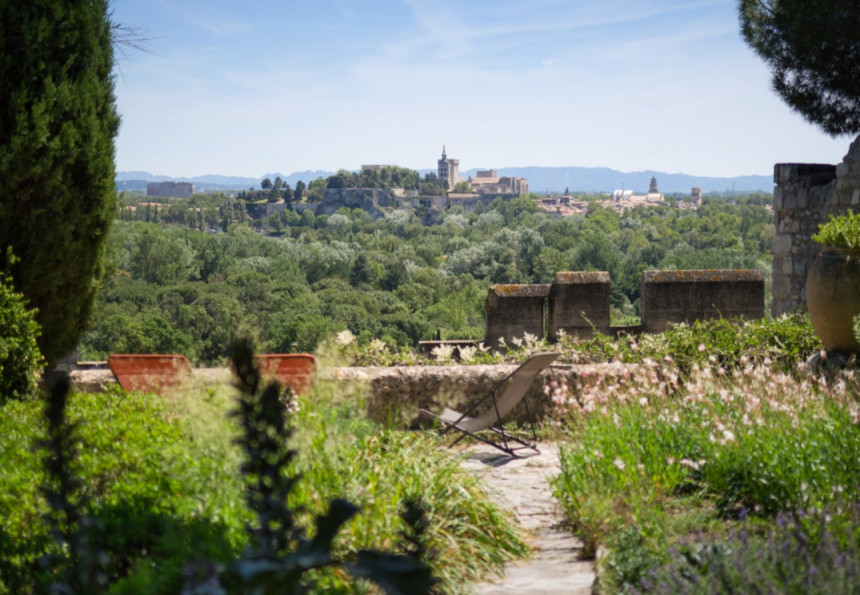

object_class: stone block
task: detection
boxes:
[547,271,611,340]
[485,283,550,349]
[774,163,837,186]
[641,270,765,333]
[773,233,792,255]
[796,189,808,209]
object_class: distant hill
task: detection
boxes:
[459,167,773,194]
[118,167,773,195]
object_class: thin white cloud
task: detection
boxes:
[157,0,251,36]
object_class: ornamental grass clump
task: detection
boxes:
[550,359,860,591]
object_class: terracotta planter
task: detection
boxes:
[806,247,860,352]
[254,354,316,395]
[107,354,192,393]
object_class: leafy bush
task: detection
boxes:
[556,315,820,374]
[0,384,247,594]
[0,268,42,403]
[813,211,860,249]
[0,344,528,593]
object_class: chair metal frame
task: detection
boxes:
[420,352,560,457]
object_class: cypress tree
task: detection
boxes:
[739,0,860,135]
[0,0,120,364]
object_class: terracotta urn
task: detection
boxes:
[806,246,860,352]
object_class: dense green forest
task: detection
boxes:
[82,192,774,364]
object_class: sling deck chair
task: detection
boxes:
[420,352,560,457]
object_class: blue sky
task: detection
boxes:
[111,0,852,179]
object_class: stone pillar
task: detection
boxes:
[547,271,611,340]
[772,164,836,315]
[641,270,765,333]
[833,136,860,213]
[484,284,550,349]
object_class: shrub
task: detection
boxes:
[0,385,247,594]
[0,343,528,593]
[0,268,42,403]
[813,211,860,249]
[556,315,820,374]
[641,506,860,593]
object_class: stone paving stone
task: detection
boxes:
[460,443,596,594]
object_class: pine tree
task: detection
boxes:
[739,0,860,135]
[0,0,120,364]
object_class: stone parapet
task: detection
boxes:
[70,362,638,427]
[547,271,610,340]
[641,269,765,333]
[485,283,551,348]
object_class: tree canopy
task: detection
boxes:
[0,0,120,364]
[739,0,860,135]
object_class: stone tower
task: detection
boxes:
[437,145,460,190]
[649,176,659,194]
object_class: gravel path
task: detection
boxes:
[459,443,596,594]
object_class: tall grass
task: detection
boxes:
[550,359,860,591]
[0,361,528,593]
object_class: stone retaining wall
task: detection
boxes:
[70,363,635,427]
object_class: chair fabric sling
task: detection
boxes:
[420,351,560,457]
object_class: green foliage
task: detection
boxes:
[551,360,860,590]
[0,0,120,364]
[643,507,860,593]
[813,210,860,249]
[0,267,42,403]
[0,350,528,592]
[216,339,435,593]
[556,315,820,374]
[739,0,860,135]
[0,385,247,594]
[84,192,775,363]
[37,373,106,593]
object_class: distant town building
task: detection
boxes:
[691,187,703,205]
[146,181,194,198]
[437,145,462,190]
[468,169,529,197]
[611,176,665,209]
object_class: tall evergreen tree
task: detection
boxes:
[0,0,120,364]
[739,0,860,135]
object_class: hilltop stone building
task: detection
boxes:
[437,146,462,190]
[468,169,529,197]
[612,176,664,206]
[437,146,528,196]
[146,181,194,198]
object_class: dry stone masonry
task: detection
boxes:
[547,271,610,340]
[484,269,766,347]
[641,269,765,333]
[772,136,860,315]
